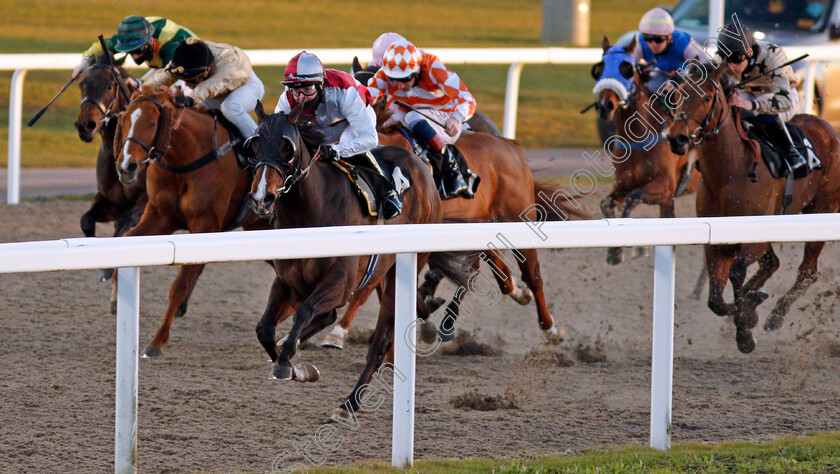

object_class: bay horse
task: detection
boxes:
[592,37,700,265]
[666,62,840,353]
[317,97,586,349]
[75,53,146,280]
[246,102,473,419]
[113,85,269,358]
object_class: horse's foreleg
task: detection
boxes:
[81,192,118,238]
[334,274,396,419]
[299,310,338,345]
[483,251,531,305]
[601,193,625,265]
[418,269,445,314]
[705,244,738,317]
[321,282,381,349]
[516,248,563,344]
[689,264,707,300]
[141,264,205,358]
[765,241,824,332]
[256,277,293,362]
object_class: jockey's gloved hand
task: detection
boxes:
[321,145,339,161]
[173,94,195,108]
[72,56,92,79]
[127,78,142,89]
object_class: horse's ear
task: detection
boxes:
[601,36,611,53]
[352,56,363,74]
[288,101,303,126]
[619,61,634,80]
[625,35,637,54]
[255,100,266,122]
[591,62,605,80]
[113,55,126,67]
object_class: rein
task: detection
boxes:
[81,65,130,126]
[673,80,730,144]
[259,146,323,197]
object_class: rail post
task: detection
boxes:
[650,245,675,450]
[392,252,417,468]
[115,267,140,474]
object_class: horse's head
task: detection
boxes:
[666,62,728,155]
[247,101,311,216]
[113,85,176,184]
[75,53,132,142]
[591,36,637,122]
[351,56,379,86]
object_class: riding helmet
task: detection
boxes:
[282,51,325,86]
[166,38,214,80]
[114,15,154,53]
[381,40,422,80]
[717,23,755,61]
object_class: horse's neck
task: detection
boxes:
[699,110,752,183]
[167,109,224,161]
[272,164,358,228]
[617,90,668,132]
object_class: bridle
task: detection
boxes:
[672,78,730,144]
[80,64,128,125]
[253,120,322,197]
[120,97,168,165]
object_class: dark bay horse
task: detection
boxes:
[113,85,269,358]
[666,63,840,353]
[319,99,587,349]
[247,102,473,419]
[75,53,146,279]
[592,37,700,265]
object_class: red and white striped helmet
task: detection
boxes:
[283,51,325,85]
[381,40,422,80]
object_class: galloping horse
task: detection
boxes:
[75,53,146,279]
[592,37,700,265]
[666,63,840,353]
[318,97,586,349]
[247,102,473,419]
[113,85,269,358]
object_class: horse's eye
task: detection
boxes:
[705,96,712,102]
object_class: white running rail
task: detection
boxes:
[2,214,840,471]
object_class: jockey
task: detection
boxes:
[73,15,197,85]
[367,40,477,199]
[717,22,809,172]
[147,38,265,142]
[274,51,403,219]
[632,8,706,84]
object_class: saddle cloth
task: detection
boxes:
[332,151,412,217]
[736,115,821,180]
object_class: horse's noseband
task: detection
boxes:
[120,97,167,162]
[673,81,730,143]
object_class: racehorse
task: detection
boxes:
[246,101,474,419]
[592,37,700,265]
[317,96,587,349]
[75,53,146,280]
[666,62,840,353]
[112,85,269,358]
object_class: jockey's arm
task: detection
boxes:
[336,90,378,157]
[751,50,797,115]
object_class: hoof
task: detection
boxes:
[270,361,294,381]
[543,325,565,344]
[510,284,532,306]
[418,320,438,344]
[99,268,115,282]
[110,301,117,316]
[320,333,344,350]
[736,328,756,354]
[763,314,784,332]
[292,362,320,382]
[141,346,161,359]
[423,295,446,314]
[688,289,702,300]
[632,246,649,259]
[744,290,770,308]
[436,328,455,343]
[606,248,623,265]
[175,302,188,318]
[331,406,352,422]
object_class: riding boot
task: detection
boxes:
[767,115,806,172]
[432,145,471,199]
[349,152,403,219]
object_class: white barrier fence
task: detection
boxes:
[3,214,840,472]
[4,44,840,204]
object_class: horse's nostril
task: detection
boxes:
[264,194,275,209]
[127,162,138,174]
[84,121,96,132]
[604,101,614,111]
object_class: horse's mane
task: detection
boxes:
[91,51,132,79]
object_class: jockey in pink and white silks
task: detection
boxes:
[274,51,403,218]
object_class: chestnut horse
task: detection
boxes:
[113,85,269,358]
[246,102,473,419]
[592,37,700,265]
[318,99,586,349]
[75,54,146,280]
[666,63,840,353]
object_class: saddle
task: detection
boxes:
[396,127,479,196]
[734,110,821,180]
[331,150,412,218]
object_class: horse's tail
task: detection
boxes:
[533,181,592,220]
[427,251,481,289]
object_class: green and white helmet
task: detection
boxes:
[114,15,154,53]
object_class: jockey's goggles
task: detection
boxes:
[389,73,417,84]
[288,84,319,97]
[642,34,669,44]
[724,51,750,63]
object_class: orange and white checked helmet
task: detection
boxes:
[381,40,422,80]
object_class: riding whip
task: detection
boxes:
[734,54,809,88]
[579,101,597,114]
[393,99,448,129]
[98,35,132,103]
[26,75,79,127]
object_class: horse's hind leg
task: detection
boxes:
[517,248,563,343]
[334,273,396,420]
[321,282,381,349]
[765,241,824,332]
[299,310,338,345]
[705,244,739,317]
[484,251,531,305]
[141,263,206,358]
